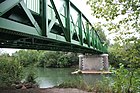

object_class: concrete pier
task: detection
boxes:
[79,54,109,71]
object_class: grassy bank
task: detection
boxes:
[56,76,112,92]
[57,64,140,93]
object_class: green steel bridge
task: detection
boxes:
[0,0,107,54]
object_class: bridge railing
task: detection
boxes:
[22,0,108,53]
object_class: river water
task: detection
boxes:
[24,68,107,88]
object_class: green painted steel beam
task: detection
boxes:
[70,16,80,42]
[66,0,71,42]
[70,1,107,50]
[48,5,64,32]
[86,23,90,47]
[50,0,69,42]
[0,0,22,16]
[0,17,39,36]
[0,0,108,53]
[41,0,48,36]
[78,13,83,45]
[20,1,41,35]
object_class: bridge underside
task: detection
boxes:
[0,0,108,54]
[0,28,100,54]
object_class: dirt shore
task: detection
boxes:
[0,88,94,93]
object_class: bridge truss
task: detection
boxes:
[0,0,107,54]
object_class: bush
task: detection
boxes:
[23,66,37,84]
[13,50,39,67]
[25,71,37,84]
[38,51,78,68]
[57,77,93,92]
[0,56,23,87]
[96,64,140,93]
[111,63,140,93]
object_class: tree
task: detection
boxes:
[13,50,39,67]
[38,51,79,68]
[87,0,140,43]
[87,0,140,23]
[94,23,110,45]
[13,50,79,68]
[87,0,140,91]
[87,0,140,65]
[0,55,23,87]
[38,51,59,67]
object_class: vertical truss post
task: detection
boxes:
[93,31,96,48]
[86,23,90,47]
[79,13,83,45]
[50,0,69,41]
[96,37,99,49]
[91,28,94,47]
[66,0,71,42]
[41,0,48,36]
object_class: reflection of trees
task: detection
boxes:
[82,74,104,86]
[27,68,109,88]
[35,68,77,87]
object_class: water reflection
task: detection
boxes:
[30,68,106,88]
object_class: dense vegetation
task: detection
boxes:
[87,0,140,92]
[0,50,78,88]
[0,54,23,88]
[12,50,78,68]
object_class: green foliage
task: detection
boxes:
[25,71,37,84]
[94,23,108,42]
[111,63,140,93]
[101,37,140,93]
[58,55,69,67]
[38,51,78,68]
[26,73,36,83]
[112,64,130,92]
[87,0,139,23]
[93,77,112,92]
[13,50,39,67]
[109,39,140,68]
[108,39,140,92]
[108,43,125,67]
[87,0,140,44]
[38,51,59,67]
[58,77,93,92]
[0,56,23,87]
[13,50,78,68]
[94,64,140,93]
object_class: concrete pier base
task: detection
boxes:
[79,54,109,71]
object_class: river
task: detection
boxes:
[24,67,107,88]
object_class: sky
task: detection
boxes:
[1,0,108,55]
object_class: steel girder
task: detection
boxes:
[0,0,108,54]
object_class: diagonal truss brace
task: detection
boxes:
[48,5,64,32]
[0,0,42,35]
[70,15,80,41]
[20,1,41,35]
[0,0,22,16]
[50,0,69,42]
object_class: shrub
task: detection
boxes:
[23,66,37,84]
[25,71,37,84]
[0,56,23,87]
[57,77,93,92]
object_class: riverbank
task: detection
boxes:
[0,88,94,93]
